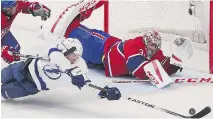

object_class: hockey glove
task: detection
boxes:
[67,67,91,90]
[29,2,51,21]
[98,86,121,100]
[1,46,20,63]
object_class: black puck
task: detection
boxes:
[189,108,196,115]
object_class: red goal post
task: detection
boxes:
[103,0,213,74]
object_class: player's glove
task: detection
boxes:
[67,67,91,90]
[29,2,51,21]
[1,46,20,63]
[98,86,121,100]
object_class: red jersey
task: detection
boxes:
[103,36,179,80]
[1,1,31,39]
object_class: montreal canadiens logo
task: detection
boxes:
[42,65,61,80]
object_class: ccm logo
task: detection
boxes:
[175,78,213,83]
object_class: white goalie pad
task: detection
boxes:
[38,0,100,43]
[144,60,173,89]
[51,0,100,37]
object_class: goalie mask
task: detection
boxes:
[143,30,162,59]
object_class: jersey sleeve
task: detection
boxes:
[124,37,149,80]
[48,46,73,71]
[17,1,32,14]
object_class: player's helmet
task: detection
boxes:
[1,0,17,8]
[59,38,83,57]
[143,30,162,59]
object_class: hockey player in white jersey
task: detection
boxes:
[1,38,121,101]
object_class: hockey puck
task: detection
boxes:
[189,108,196,115]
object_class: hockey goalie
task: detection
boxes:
[42,0,194,89]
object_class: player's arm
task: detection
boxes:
[124,37,149,80]
[18,1,51,21]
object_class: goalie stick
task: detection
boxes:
[87,83,211,118]
[111,77,213,84]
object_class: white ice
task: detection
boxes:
[1,1,213,118]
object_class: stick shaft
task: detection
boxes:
[87,83,210,118]
[112,77,213,84]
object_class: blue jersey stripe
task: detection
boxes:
[34,59,49,90]
[48,48,61,56]
[126,54,145,73]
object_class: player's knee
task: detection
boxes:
[11,62,27,82]
[1,81,39,99]
[1,65,15,85]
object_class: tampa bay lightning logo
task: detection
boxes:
[42,64,62,80]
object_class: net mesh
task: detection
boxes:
[105,0,212,73]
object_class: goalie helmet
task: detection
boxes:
[143,30,162,59]
[58,38,83,57]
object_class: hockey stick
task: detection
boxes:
[87,83,211,118]
[112,77,213,84]
[19,54,50,61]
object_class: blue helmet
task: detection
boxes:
[1,0,17,8]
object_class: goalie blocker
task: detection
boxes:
[144,60,173,88]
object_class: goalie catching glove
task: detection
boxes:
[170,36,193,68]
[29,2,51,21]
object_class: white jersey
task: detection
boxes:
[28,46,88,91]
[28,59,71,91]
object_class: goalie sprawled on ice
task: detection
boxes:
[44,0,194,89]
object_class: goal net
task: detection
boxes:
[103,0,213,74]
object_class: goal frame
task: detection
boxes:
[103,0,213,74]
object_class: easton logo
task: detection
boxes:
[128,97,155,108]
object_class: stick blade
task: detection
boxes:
[189,106,211,118]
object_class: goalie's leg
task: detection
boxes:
[68,24,111,65]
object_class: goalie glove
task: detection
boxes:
[29,2,51,21]
[144,60,173,89]
[170,36,193,68]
